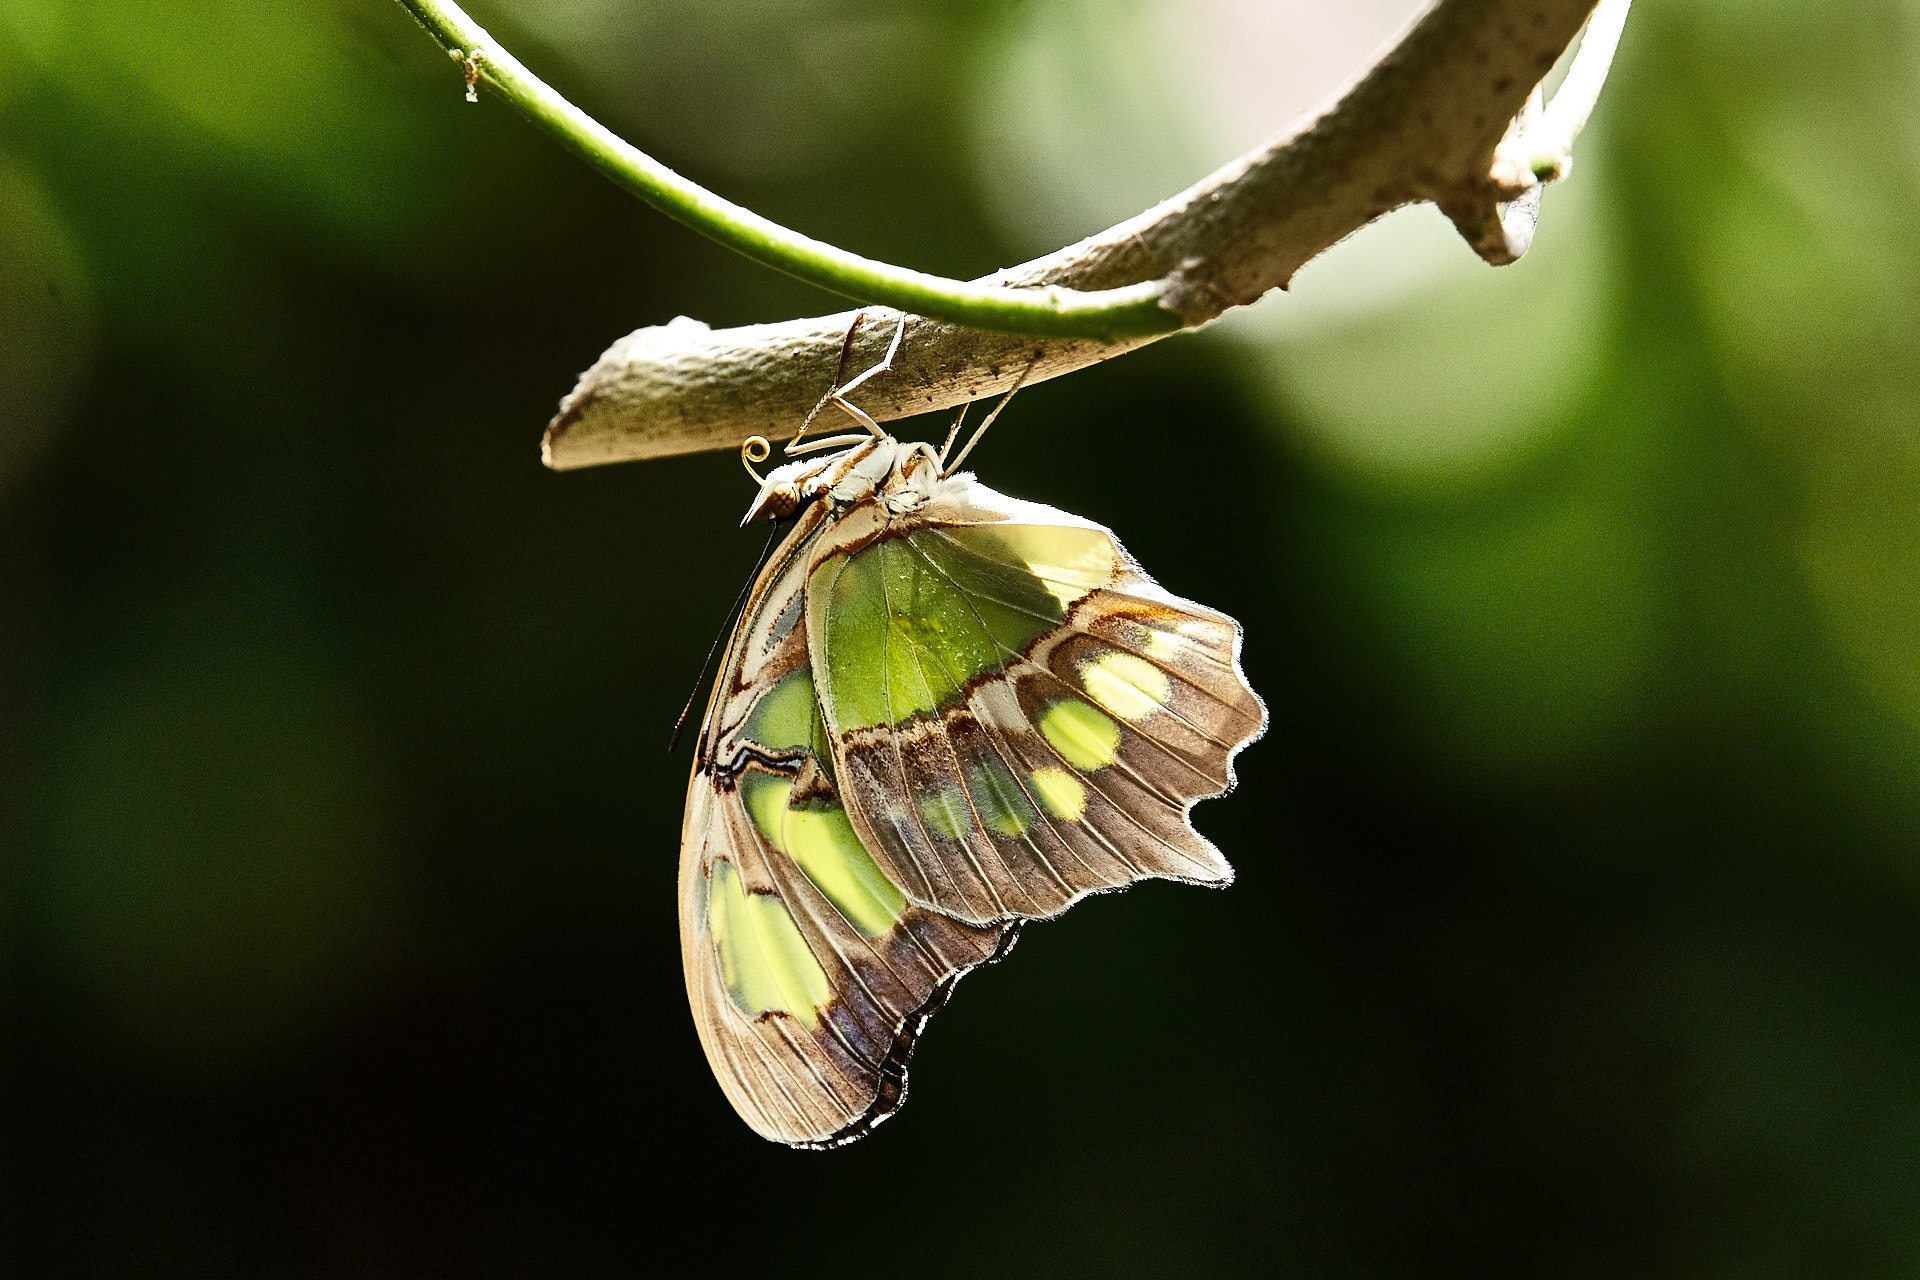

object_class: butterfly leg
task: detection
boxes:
[824,312,907,440]
[940,353,1040,476]
[937,401,970,464]
[788,312,908,455]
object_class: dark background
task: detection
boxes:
[7,0,1920,1274]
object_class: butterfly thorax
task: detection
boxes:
[740,436,964,526]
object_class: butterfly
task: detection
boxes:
[677,318,1266,1147]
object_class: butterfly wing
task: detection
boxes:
[679,512,1015,1147]
[805,483,1266,926]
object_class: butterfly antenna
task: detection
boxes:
[942,353,1039,477]
[937,400,971,469]
[668,514,790,754]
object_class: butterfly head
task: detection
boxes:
[739,435,961,527]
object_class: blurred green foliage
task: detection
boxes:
[6,0,1920,1275]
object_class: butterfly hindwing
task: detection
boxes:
[679,512,1013,1148]
[806,486,1267,927]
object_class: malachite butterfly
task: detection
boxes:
[678,334,1265,1147]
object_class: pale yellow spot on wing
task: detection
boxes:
[783,807,906,935]
[1039,697,1121,771]
[743,775,791,846]
[751,891,831,1022]
[962,525,1118,607]
[1081,650,1172,722]
[1036,576,1093,609]
[741,775,904,937]
[708,859,828,1029]
[1029,766,1088,821]
[1138,626,1190,662]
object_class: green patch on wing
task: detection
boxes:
[967,758,1036,838]
[708,858,831,1027]
[741,773,904,936]
[735,669,898,933]
[812,523,1118,730]
[742,670,832,759]
[918,786,973,842]
[912,761,1043,844]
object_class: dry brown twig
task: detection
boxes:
[541,0,1629,471]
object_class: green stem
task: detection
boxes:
[395,0,1181,340]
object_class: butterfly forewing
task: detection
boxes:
[806,487,1266,927]
[679,512,1013,1148]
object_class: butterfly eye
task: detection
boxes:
[764,483,800,517]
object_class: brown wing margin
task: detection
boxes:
[794,922,1021,1150]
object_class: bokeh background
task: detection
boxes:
[5,0,1920,1273]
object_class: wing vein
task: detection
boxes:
[874,539,1007,917]
[899,535,1102,895]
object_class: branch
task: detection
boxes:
[1502,0,1632,187]
[539,0,1625,471]
[395,0,1178,340]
